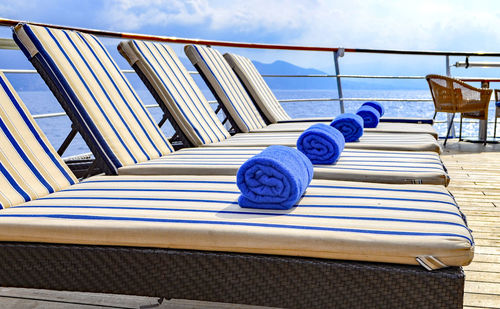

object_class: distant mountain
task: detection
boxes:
[252,60,334,90]
[252,60,427,90]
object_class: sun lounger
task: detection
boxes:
[13,24,447,184]
[0,59,471,307]
[117,40,441,154]
[183,45,441,151]
[224,52,437,129]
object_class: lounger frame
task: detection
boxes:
[23,52,112,175]
[191,63,241,135]
[130,62,194,149]
[0,242,464,308]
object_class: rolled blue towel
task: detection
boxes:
[362,101,385,116]
[356,105,381,128]
[237,145,313,210]
[297,123,345,164]
[330,113,364,142]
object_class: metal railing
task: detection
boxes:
[0,17,499,137]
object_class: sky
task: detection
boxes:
[1,0,500,76]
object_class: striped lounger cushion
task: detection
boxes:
[119,147,450,186]
[118,40,231,147]
[249,121,439,139]
[224,52,438,138]
[0,72,77,208]
[203,131,442,153]
[185,45,441,149]
[223,52,290,123]
[0,174,473,270]
[13,24,174,175]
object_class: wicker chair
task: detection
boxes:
[426,74,492,145]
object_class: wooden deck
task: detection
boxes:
[441,140,500,309]
[0,139,498,308]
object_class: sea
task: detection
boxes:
[18,88,500,157]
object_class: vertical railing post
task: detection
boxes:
[333,48,345,113]
[445,55,455,137]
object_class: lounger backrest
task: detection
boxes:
[224,53,291,123]
[13,24,174,174]
[0,72,77,208]
[118,40,230,146]
[184,45,267,133]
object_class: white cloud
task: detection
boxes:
[101,0,500,70]
[103,0,500,47]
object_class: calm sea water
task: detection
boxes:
[17,88,500,157]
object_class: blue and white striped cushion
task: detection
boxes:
[0,72,77,208]
[224,53,291,123]
[13,24,174,174]
[118,147,449,185]
[185,45,267,133]
[0,175,473,269]
[118,40,230,146]
[203,131,442,153]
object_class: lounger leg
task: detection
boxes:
[433,111,437,120]
[57,126,78,156]
[494,116,498,139]
[459,115,463,142]
[444,113,455,146]
[158,114,168,128]
[484,118,488,145]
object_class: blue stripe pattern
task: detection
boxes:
[16,204,467,229]
[0,76,75,185]
[79,33,162,157]
[0,161,30,204]
[190,45,267,132]
[15,24,174,174]
[0,110,54,194]
[17,25,122,172]
[0,213,472,245]
[81,178,449,197]
[92,37,172,152]
[154,44,228,140]
[47,28,139,164]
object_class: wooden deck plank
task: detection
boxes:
[441,141,500,309]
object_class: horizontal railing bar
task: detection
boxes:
[1,18,500,56]
[455,61,500,68]
[278,98,434,102]
[27,103,500,121]
[0,38,18,50]
[32,112,66,119]
[3,69,499,84]
[2,69,37,74]
[261,74,426,79]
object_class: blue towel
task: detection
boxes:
[357,105,381,128]
[496,101,500,107]
[236,145,313,210]
[330,113,364,142]
[362,101,385,116]
[297,123,345,164]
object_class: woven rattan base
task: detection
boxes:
[0,242,464,308]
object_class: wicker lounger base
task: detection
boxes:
[0,242,464,308]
